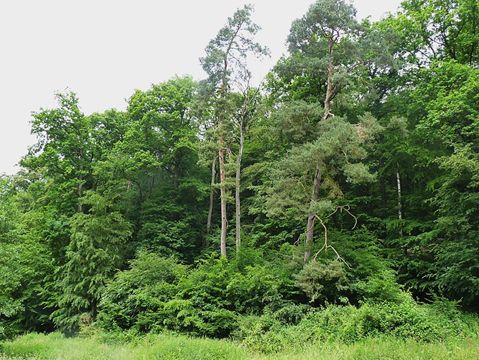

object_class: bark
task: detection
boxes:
[396,163,403,237]
[235,120,244,254]
[215,27,235,259]
[207,157,217,233]
[218,141,228,258]
[323,37,335,121]
[304,166,321,262]
[206,156,217,243]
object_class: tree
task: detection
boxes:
[288,0,359,120]
[96,77,206,260]
[22,92,93,215]
[409,62,479,307]
[385,0,479,66]
[51,192,132,333]
[285,0,364,261]
[200,4,268,257]
[5,0,479,339]
[0,177,55,338]
[264,114,382,261]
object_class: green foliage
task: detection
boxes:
[3,0,479,350]
[0,238,54,339]
[51,193,132,333]
[98,252,186,332]
[99,250,292,338]
[236,299,479,353]
[159,254,289,337]
[391,0,479,66]
[355,269,406,304]
[0,178,56,339]
[263,115,382,221]
[295,260,349,304]
[200,4,268,91]
[281,0,361,105]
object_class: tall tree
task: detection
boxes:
[97,77,206,260]
[200,4,268,257]
[264,114,382,261]
[22,93,93,215]
[286,0,362,261]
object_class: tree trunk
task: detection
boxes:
[213,21,245,259]
[235,121,244,255]
[218,140,228,258]
[323,37,335,121]
[206,156,217,239]
[396,163,403,237]
[304,166,321,262]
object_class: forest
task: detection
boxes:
[1,0,479,358]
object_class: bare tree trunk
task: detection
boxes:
[235,121,244,255]
[206,157,217,238]
[396,163,403,237]
[304,167,321,262]
[218,140,228,258]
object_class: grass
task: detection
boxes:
[265,337,479,360]
[1,332,479,360]
[0,333,247,360]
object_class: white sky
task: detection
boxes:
[0,0,401,175]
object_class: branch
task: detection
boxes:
[312,214,351,269]
[341,205,358,230]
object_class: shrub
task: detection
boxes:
[335,299,479,342]
[97,251,187,332]
[99,251,291,338]
[173,254,288,337]
[354,269,407,304]
[295,260,349,305]
[233,304,312,353]
[235,298,479,353]
[272,304,311,325]
[293,230,405,306]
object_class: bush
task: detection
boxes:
[235,298,479,353]
[233,304,312,353]
[272,304,311,325]
[97,251,187,332]
[99,251,291,338]
[292,230,405,306]
[354,269,407,304]
[295,260,349,305]
[171,253,289,337]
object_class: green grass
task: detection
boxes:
[0,333,247,360]
[265,337,479,360]
[1,333,479,360]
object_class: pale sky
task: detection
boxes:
[0,0,401,175]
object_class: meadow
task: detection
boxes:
[2,332,479,360]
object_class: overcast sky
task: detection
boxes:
[0,0,401,175]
